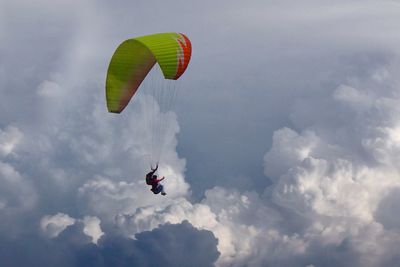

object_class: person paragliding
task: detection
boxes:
[105,32,191,195]
[145,164,166,196]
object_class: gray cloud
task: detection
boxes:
[0,220,219,267]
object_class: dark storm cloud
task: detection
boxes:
[0,221,219,267]
[375,187,400,231]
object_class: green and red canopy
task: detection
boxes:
[106,32,192,113]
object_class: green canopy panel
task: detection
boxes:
[105,32,192,113]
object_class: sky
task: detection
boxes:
[1,0,400,266]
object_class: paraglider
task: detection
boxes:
[105,32,191,113]
[145,164,166,195]
[105,32,192,195]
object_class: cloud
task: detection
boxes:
[82,216,104,244]
[41,213,76,238]
[0,160,37,212]
[110,187,284,266]
[374,187,400,231]
[0,220,220,267]
[40,213,103,244]
[0,126,23,157]
[261,58,400,266]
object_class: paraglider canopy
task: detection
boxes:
[105,32,192,113]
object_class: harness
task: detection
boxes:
[146,174,153,185]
